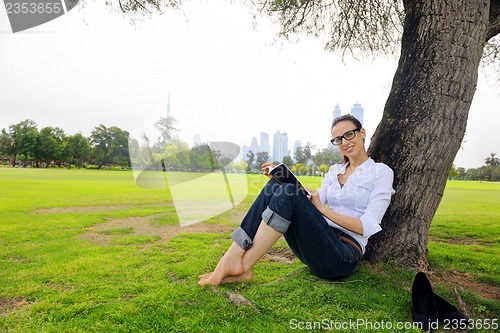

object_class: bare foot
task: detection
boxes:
[199,269,253,285]
[198,243,246,286]
[220,270,253,284]
[198,256,245,286]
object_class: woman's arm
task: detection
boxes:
[309,189,364,235]
[309,164,395,238]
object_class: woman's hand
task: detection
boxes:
[308,188,322,208]
[308,188,364,235]
[261,162,275,179]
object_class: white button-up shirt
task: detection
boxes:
[317,158,395,253]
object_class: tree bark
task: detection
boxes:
[365,0,490,269]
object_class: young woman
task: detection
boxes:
[198,114,395,286]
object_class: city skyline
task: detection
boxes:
[238,101,365,163]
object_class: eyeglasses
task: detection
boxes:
[330,128,361,146]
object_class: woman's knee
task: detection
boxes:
[275,183,301,197]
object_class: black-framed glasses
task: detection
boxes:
[330,128,361,146]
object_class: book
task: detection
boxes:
[265,163,311,197]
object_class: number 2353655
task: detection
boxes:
[5,2,63,15]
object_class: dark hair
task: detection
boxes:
[331,114,362,130]
[331,114,363,164]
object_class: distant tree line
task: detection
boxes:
[0,119,130,169]
[1,119,498,181]
[0,118,343,175]
[449,153,500,181]
[0,118,248,173]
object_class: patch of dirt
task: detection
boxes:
[32,204,171,214]
[263,246,296,264]
[44,281,74,292]
[78,214,235,247]
[430,269,500,300]
[4,256,30,263]
[33,205,132,214]
[0,297,33,314]
[429,235,493,247]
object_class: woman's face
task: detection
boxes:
[331,120,366,159]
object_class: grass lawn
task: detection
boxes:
[0,168,498,332]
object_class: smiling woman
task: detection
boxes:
[198,114,395,286]
[330,114,365,165]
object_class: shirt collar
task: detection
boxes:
[340,157,374,172]
[358,158,374,170]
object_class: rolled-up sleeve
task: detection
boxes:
[359,165,395,238]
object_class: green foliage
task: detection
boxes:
[163,139,190,171]
[484,153,500,167]
[8,119,38,164]
[312,147,342,167]
[67,133,91,168]
[460,164,500,182]
[246,150,255,171]
[318,163,330,174]
[89,125,130,169]
[282,155,294,167]
[40,127,67,165]
[448,163,460,179]
[153,115,177,151]
[0,120,131,169]
[291,162,310,175]
[188,145,216,171]
[255,151,269,168]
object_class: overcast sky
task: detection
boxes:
[1,0,498,169]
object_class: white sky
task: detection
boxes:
[0,0,498,169]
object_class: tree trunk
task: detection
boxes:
[365,0,489,270]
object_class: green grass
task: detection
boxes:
[429,181,500,286]
[0,168,498,332]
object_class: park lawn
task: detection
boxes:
[0,168,498,332]
[428,180,500,286]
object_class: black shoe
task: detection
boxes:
[433,292,469,324]
[411,272,438,331]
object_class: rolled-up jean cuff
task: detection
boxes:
[230,227,253,250]
[262,207,291,234]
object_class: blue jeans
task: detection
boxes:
[231,179,362,280]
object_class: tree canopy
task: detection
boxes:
[100,0,499,65]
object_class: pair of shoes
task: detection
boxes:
[411,272,469,331]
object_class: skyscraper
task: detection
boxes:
[333,103,342,120]
[351,102,364,125]
[166,92,171,117]
[293,140,302,162]
[260,132,270,155]
[272,131,289,163]
[250,137,259,154]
